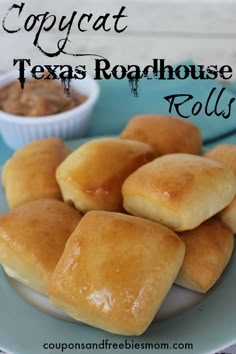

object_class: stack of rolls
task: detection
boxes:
[0,114,235,336]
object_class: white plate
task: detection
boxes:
[0,137,235,354]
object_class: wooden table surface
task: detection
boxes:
[0,0,236,75]
[0,1,235,353]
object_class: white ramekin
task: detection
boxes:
[0,70,99,150]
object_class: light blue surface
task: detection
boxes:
[0,61,236,354]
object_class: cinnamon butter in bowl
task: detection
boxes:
[0,71,99,149]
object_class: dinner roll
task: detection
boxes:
[122,153,236,231]
[0,199,81,295]
[205,144,236,232]
[56,138,155,213]
[120,114,202,156]
[2,137,70,209]
[175,218,234,293]
[204,144,236,174]
[218,198,236,233]
[49,211,185,336]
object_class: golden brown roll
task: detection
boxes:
[175,218,234,293]
[56,138,155,213]
[218,198,236,233]
[49,211,185,336]
[204,144,236,232]
[2,137,71,209]
[122,153,236,231]
[0,199,81,295]
[204,144,236,174]
[120,114,202,156]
